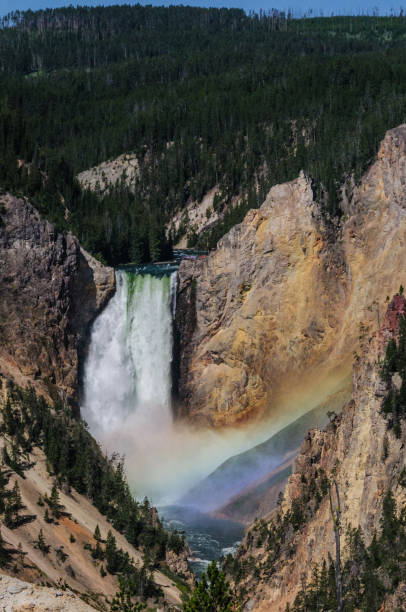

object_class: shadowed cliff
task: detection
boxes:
[0,194,115,410]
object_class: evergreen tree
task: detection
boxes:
[110,577,146,611]
[105,530,118,574]
[49,483,61,518]
[0,530,10,567]
[36,529,50,554]
[184,561,235,612]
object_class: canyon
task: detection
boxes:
[2,125,406,610]
[0,195,188,609]
[176,125,406,428]
[231,292,406,611]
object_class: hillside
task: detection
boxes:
[224,294,406,611]
[0,196,190,609]
[3,8,406,263]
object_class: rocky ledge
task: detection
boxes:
[0,573,95,611]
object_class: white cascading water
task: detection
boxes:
[82,270,175,432]
[82,268,276,504]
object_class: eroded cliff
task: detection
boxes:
[0,194,115,408]
[176,125,406,427]
[229,294,406,611]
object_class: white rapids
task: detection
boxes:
[82,270,175,434]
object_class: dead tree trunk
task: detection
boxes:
[329,479,343,612]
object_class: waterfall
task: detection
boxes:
[81,266,261,504]
[82,269,175,436]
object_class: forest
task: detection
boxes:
[0,382,185,574]
[2,6,406,263]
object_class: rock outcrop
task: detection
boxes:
[233,294,406,611]
[0,574,95,611]
[168,186,221,248]
[0,194,115,408]
[77,153,139,194]
[176,125,406,427]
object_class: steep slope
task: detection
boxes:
[176,125,406,427]
[0,376,190,610]
[77,154,139,195]
[0,194,115,409]
[179,388,347,515]
[0,197,190,609]
[227,294,406,611]
[215,461,292,526]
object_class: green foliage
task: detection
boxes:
[184,561,236,612]
[289,491,406,612]
[0,383,184,566]
[380,311,406,435]
[0,468,9,515]
[0,530,11,568]
[3,481,24,528]
[47,483,61,518]
[167,529,186,555]
[223,468,331,596]
[2,8,406,261]
[110,576,147,611]
[94,524,101,541]
[35,528,50,554]
[382,433,389,460]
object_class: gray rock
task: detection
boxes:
[7,584,26,594]
[0,194,115,411]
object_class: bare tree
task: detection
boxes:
[329,480,343,612]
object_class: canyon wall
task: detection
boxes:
[234,294,406,611]
[176,125,406,427]
[0,194,115,408]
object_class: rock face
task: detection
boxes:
[0,574,95,611]
[77,153,139,194]
[168,186,222,248]
[234,294,406,611]
[0,194,115,408]
[176,125,406,427]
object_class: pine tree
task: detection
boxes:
[8,481,23,526]
[4,504,13,528]
[110,577,146,612]
[184,561,234,612]
[91,539,104,561]
[106,530,118,574]
[0,530,9,567]
[94,524,101,541]
[36,529,50,554]
[49,483,61,518]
